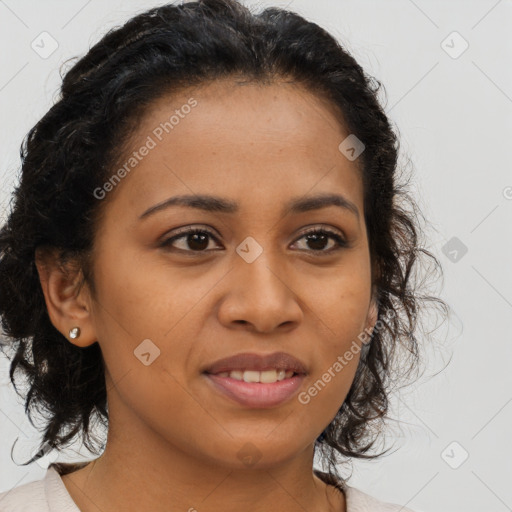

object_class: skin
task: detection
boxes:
[36,78,378,512]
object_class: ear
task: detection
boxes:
[35,246,97,348]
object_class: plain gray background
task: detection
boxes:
[0,1,511,511]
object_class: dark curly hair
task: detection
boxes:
[0,0,449,483]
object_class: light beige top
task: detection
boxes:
[0,464,416,511]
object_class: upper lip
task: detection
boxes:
[203,351,308,375]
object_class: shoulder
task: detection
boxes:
[0,465,82,512]
[314,469,417,512]
[0,474,49,512]
[344,484,417,512]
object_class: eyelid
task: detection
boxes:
[161,224,222,241]
[295,224,346,239]
[162,223,345,241]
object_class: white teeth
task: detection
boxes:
[243,370,261,383]
[215,369,295,383]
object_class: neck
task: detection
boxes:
[60,376,345,512]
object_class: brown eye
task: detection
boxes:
[160,226,348,255]
[161,228,220,253]
[292,228,348,254]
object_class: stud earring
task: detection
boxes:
[69,326,81,339]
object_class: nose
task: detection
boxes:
[217,249,303,334]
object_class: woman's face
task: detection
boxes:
[83,79,377,469]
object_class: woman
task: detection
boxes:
[0,0,447,510]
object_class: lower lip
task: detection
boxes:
[204,373,306,408]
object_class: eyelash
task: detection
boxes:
[160,226,348,256]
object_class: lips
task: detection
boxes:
[203,351,308,376]
[205,372,306,408]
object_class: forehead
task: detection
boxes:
[140,78,350,149]
[107,79,363,216]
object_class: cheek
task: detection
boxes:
[298,270,370,410]
[89,246,214,384]
[302,266,372,340]
[296,312,364,433]
[90,244,177,335]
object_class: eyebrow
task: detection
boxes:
[139,193,360,221]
